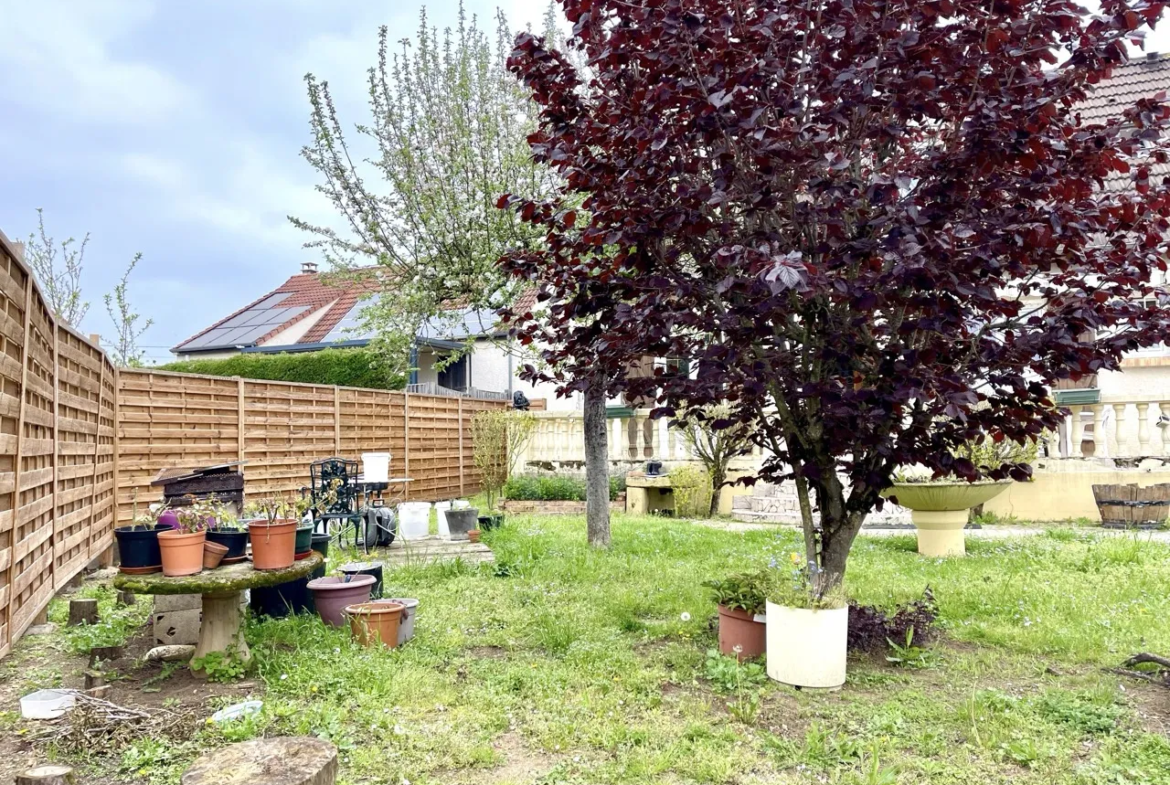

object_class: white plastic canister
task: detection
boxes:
[361,452,391,483]
[434,501,452,539]
[397,502,431,540]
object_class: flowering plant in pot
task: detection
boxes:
[157,507,208,577]
[764,553,847,690]
[703,571,767,662]
[248,497,298,571]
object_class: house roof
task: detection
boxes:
[1079,52,1170,192]
[171,269,381,353]
[172,267,527,354]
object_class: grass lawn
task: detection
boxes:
[4,514,1170,784]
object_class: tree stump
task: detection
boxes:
[117,590,136,606]
[67,599,98,627]
[89,645,123,665]
[16,765,75,784]
[181,737,337,785]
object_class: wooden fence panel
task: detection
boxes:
[0,225,505,661]
[114,370,240,525]
[0,248,27,659]
[242,380,337,497]
[116,372,504,518]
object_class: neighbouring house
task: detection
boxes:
[171,261,543,402]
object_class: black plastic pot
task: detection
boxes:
[446,508,478,540]
[311,532,330,557]
[478,513,505,531]
[206,529,248,561]
[114,525,164,572]
[339,562,384,600]
[295,523,314,554]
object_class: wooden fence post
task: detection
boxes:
[50,323,59,589]
[333,387,341,455]
[458,397,465,498]
[4,274,33,640]
[112,367,120,530]
[403,391,410,501]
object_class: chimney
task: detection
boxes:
[1148,51,1161,63]
[301,261,319,274]
[11,240,24,262]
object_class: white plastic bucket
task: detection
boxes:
[765,601,848,689]
[397,502,431,540]
[362,452,391,483]
[452,499,471,510]
[434,501,452,539]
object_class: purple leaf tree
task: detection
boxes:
[500,0,1170,584]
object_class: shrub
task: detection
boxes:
[670,465,712,518]
[504,473,626,502]
[847,590,939,654]
[159,348,403,390]
[472,410,537,511]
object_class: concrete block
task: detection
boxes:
[154,594,202,613]
[153,608,201,646]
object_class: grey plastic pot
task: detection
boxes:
[379,598,418,645]
[444,508,478,540]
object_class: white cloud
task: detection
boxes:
[0,0,192,125]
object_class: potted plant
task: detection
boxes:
[765,553,847,689]
[884,437,1033,557]
[114,514,166,574]
[703,571,767,661]
[158,508,208,577]
[345,601,405,648]
[248,497,298,570]
[205,505,249,564]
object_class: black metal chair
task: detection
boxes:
[306,458,362,549]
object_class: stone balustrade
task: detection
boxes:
[1050,396,1170,460]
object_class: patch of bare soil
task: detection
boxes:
[0,621,261,785]
[1128,681,1170,736]
[445,731,566,785]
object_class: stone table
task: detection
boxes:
[113,554,323,674]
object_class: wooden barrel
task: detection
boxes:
[1091,484,1170,529]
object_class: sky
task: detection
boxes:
[0,0,551,364]
[1,1,1169,364]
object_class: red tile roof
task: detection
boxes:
[1079,52,1170,193]
[172,269,381,353]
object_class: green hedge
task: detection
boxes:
[504,473,626,502]
[158,349,404,390]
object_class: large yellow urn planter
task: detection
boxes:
[884,481,1011,557]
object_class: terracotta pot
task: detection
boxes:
[346,601,404,648]
[308,575,376,627]
[468,529,481,543]
[248,520,298,570]
[203,541,229,570]
[158,530,206,577]
[383,598,418,645]
[717,605,766,661]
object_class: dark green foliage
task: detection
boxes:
[158,349,404,390]
[504,473,625,502]
[702,572,768,616]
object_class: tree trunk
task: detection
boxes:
[16,766,75,785]
[708,465,726,517]
[68,598,98,627]
[584,380,611,548]
[181,737,337,785]
[818,476,866,587]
